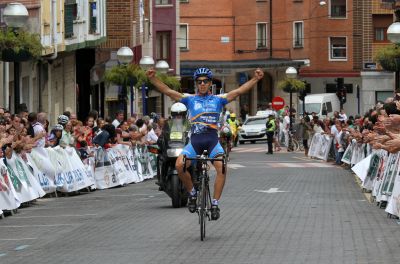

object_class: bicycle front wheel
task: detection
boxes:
[200,176,207,241]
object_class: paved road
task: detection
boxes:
[1,143,400,264]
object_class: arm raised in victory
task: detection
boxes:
[226,68,264,102]
[146,68,182,102]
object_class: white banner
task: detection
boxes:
[308,133,332,161]
[27,147,57,193]
[0,161,20,211]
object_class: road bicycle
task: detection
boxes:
[183,151,226,241]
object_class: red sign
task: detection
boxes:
[271,96,285,111]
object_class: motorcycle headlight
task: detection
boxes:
[167,148,183,157]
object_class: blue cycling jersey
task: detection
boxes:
[180,93,228,134]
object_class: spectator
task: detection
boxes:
[112,110,125,128]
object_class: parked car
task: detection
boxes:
[238,115,268,144]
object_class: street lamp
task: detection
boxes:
[285,66,297,152]
[139,56,155,116]
[155,60,170,74]
[116,46,134,116]
[3,2,29,113]
[387,9,400,93]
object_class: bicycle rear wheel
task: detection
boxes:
[200,175,207,241]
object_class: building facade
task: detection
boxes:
[179,0,303,118]
[0,0,107,124]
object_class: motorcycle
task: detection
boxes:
[156,119,189,208]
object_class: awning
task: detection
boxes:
[180,59,304,76]
[300,72,361,78]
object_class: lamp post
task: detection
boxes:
[139,56,155,116]
[285,66,297,152]
[3,3,29,113]
[116,46,133,117]
[387,9,400,93]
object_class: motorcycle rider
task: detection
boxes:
[157,102,190,188]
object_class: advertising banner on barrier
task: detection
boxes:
[308,133,333,161]
[94,148,121,189]
[5,153,44,203]
[0,161,20,210]
[27,147,57,193]
[386,160,400,218]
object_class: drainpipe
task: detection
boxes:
[48,0,58,60]
[3,63,9,109]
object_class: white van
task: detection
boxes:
[301,93,340,117]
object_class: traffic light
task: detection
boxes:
[335,78,346,106]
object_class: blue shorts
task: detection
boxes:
[181,131,224,159]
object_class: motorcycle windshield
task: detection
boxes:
[169,119,187,142]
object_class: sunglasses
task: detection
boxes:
[196,79,211,85]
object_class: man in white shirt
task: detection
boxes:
[338,109,348,122]
[146,123,159,145]
[34,112,47,148]
[112,110,125,128]
[282,112,290,148]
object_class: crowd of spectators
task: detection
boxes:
[298,97,400,165]
[0,106,163,161]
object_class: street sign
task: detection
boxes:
[271,96,285,111]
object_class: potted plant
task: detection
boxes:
[277,78,306,93]
[0,28,43,62]
[375,44,400,72]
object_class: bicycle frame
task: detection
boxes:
[183,151,226,241]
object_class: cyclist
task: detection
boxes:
[147,67,264,220]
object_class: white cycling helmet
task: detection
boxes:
[171,102,187,117]
[53,124,64,131]
[57,114,69,125]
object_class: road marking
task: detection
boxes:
[13,214,97,219]
[268,162,335,168]
[0,253,6,257]
[0,224,76,228]
[15,245,30,251]
[255,188,288,194]
[227,163,245,170]
[232,147,265,153]
[0,238,37,241]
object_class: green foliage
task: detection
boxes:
[277,78,306,93]
[104,64,181,91]
[0,28,43,61]
[375,44,400,72]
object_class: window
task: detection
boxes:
[330,0,346,18]
[156,0,171,5]
[329,37,347,60]
[256,23,267,48]
[293,21,304,48]
[89,1,97,34]
[375,28,385,41]
[373,14,393,43]
[376,91,393,103]
[156,31,171,65]
[179,24,188,50]
[64,0,77,38]
[179,0,189,2]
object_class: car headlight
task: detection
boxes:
[239,129,245,133]
[261,128,266,133]
[167,148,183,157]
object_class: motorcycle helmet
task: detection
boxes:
[171,102,187,118]
[57,114,69,125]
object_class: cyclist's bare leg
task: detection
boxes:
[212,160,226,200]
[176,154,193,193]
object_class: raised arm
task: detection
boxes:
[226,68,264,102]
[146,68,183,102]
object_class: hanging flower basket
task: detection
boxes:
[1,48,32,62]
[375,44,400,72]
[277,78,306,93]
[0,28,42,62]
